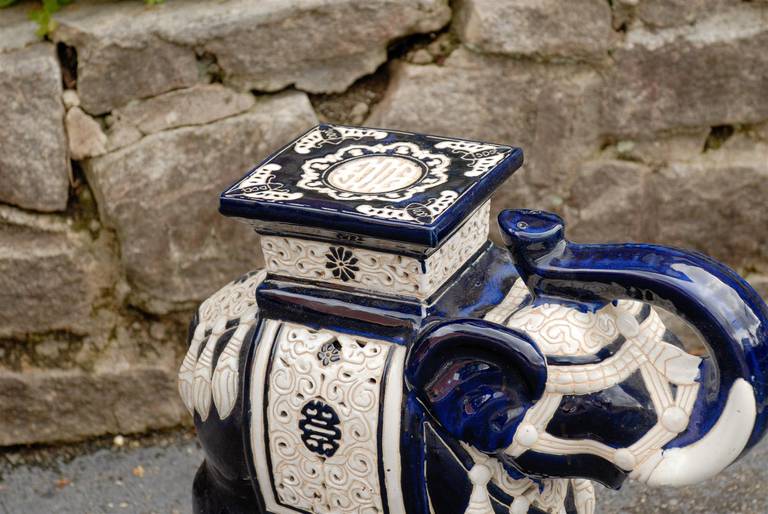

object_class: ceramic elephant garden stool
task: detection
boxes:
[178,125,768,514]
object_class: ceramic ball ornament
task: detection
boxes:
[179,125,768,514]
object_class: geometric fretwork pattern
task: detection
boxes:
[473,279,705,514]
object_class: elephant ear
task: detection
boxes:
[406,319,547,453]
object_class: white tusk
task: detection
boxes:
[645,378,756,487]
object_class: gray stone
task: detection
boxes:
[169,0,451,94]
[54,0,450,114]
[647,142,768,273]
[0,206,115,338]
[110,84,255,136]
[426,33,459,59]
[84,91,318,314]
[604,4,768,136]
[754,121,768,142]
[309,70,390,125]
[0,364,187,445]
[54,28,199,115]
[0,44,70,212]
[602,129,710,166]
[634,0,735,29]
[349,102,370,125]
[368,48,604,202]
[0,301,189,446]
[62,89,81,109]
[0,1,39,53]
[106,124,142,152]
[609,0,637,32]
[65,106,107,160]
[565,159,652,244]
[454,0,614,60]
[408,48,434,65]
[568,134,768,275]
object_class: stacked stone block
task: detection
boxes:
[0,0,766,445]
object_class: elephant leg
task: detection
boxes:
[193,460,263,514]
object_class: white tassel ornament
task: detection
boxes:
[464,463,494,514]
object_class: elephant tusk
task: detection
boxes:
[638,378,756,487]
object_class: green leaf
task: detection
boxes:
[27,7,45,23]
[42,0,62,13]
[28,0,64,39]
[19,0,161,39]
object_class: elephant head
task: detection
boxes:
[406,209,768,494]
[406,319,548,454]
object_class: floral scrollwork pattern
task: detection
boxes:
[356,190,459,224]
[325,246,360,282]
[483,279,702,497]
[434,140,511,177]
[260,201,490,299]
[297,142,450,202]
[293,126,388,154]
[265,324,392,514]
[225,163,304,202]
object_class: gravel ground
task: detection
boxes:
[1,430,766,514]
[594,437,768,514]
[0,430,201,514]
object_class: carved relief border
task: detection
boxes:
[259,202,490,300]
[249,321,407,514]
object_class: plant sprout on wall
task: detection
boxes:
[0,0,164,38]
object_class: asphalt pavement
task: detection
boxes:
[1,430,766,514]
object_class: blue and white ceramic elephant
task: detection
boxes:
[179,125,768,514]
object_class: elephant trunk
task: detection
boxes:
[498,208,768,486]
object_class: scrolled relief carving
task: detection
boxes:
[260,202,490,299]
[261,235,422,296]
[483,282,702,485]
[423,202,489,292]
[356,190,459,224]
[293,126,388,155]
[266,324,391,514]
[225,163,304,202]
[505,302,620,357]
[433,140,510,177]
[298,142,451,202]
[460,436,585,514]
[500,286,644,357]
[178,269,266,421]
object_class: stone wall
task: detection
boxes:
[0,0,766,446]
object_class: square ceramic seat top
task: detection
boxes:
[220,124,523,252]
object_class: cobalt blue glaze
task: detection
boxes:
[509,450,625,489]
[498,208,768,452]
[546,373,658,448]
[181,125,768,514]
[220,125,523,252]
[406,318,547,453]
